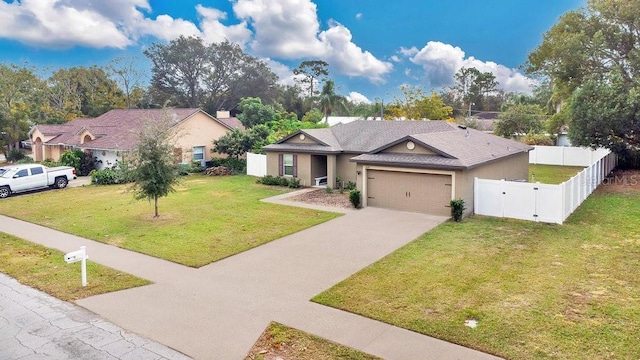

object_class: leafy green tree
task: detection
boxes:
[275,84,305,119]
[526,0,640,163]
[108,55,145,109]
[236,97,279,128]
[494,104,546,138]
[452,67,499,112]
[212,129,251,160]
[266,114,328,144]
[0,63,42,151]
[213,125,271,158]
[145,36,208,108]
[43,66,125,120]
[301,108,323,123]
[203,40,279,112]
[569,72,640,160]
[293,60,329,98]
[145,36,278,112]
[388,85,453,120]
[130,113,180,217]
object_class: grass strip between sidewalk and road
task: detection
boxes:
[0,175,340,267]
[0,232,150,301]
[313,190,640,359]
[245,322,380,360]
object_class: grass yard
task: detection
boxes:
[245,322,380,360]
[529,164,585,184]
[0,232,150,300]
[0,175,340,267]
[313,189,640,359]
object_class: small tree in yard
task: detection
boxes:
[130,114,180,217]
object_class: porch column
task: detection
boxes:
[327,154,337,188]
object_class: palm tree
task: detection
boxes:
[318,80,347,123]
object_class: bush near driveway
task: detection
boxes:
[313,190,640,359]
[0,175,340,267]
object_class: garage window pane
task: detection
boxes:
[283,154,294,176]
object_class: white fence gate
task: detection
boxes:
[475,147,617,224]
[246,152,267,177]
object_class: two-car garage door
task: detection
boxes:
[366,170,452,216]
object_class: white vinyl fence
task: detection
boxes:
[475,147,617,224]
[246,152,267,177]
[529,145,611,166]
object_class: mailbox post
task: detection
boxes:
[64,246,88,287]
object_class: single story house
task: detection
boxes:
[30,109,243,169]
[263,120,532,216]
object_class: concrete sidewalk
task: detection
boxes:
[0,193,502,360]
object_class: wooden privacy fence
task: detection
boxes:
[475,148,617,224]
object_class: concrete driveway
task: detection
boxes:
[0,191,500,360]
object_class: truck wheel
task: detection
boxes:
[54,177,68,189]
[0,186,10,198]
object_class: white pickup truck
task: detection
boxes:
[0,164,77,198]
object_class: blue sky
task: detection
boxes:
[0,0,585,104]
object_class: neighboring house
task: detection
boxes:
[263,120,531,216]
[30,109,243,169]
[468,111,500,133]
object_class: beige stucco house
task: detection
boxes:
[30,109,243,169]
[263,120,531,216]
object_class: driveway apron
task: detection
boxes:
[0,197,500,360]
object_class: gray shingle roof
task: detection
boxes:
[350,153,466,169]
[265,120,531,170]
[408,128,531,168]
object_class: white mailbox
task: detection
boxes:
[64,249,85,264]
[63,246,88,287]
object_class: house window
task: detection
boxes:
[278,154,297,177]
[283,154,294,176]
[193,146,205,162]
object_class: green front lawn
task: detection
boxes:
[0,175,340,267]
[529,164,585,184]
[313,190,640,359]
[0,233,150,300]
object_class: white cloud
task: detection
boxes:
[196,5,252,46]
[134,15,201,42]
[0,0,392,84]
[0,0,204,48]
[233,0,325,58]
[0,0,133,48]
[355,13,363,20]
[263,58,296,86]
[319,21,393,84]
[347,92,371,104]
[399,46,419,57]
[232,0,391,83]
[408,41,533,93]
